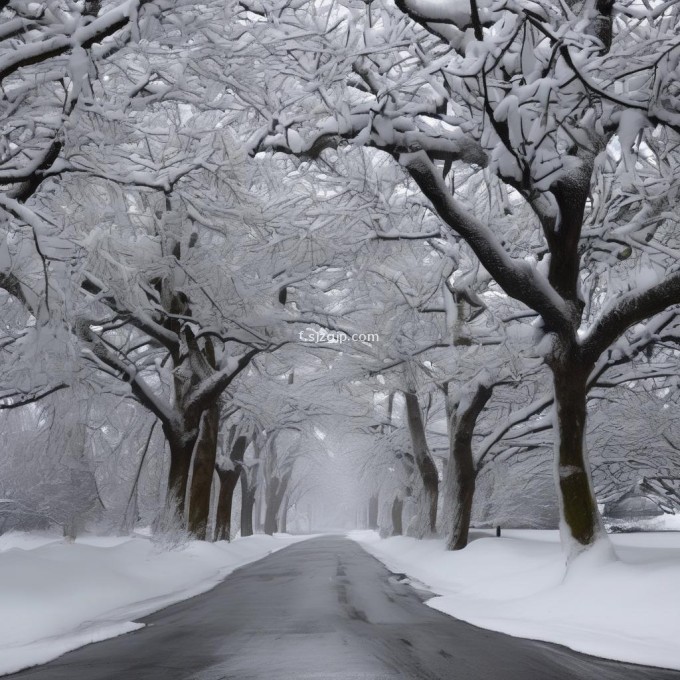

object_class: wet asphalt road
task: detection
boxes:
[7,535,680,680]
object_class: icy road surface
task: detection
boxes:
[7,536,680,680]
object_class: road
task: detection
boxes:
[8,536,680,680]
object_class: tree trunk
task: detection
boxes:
[445,460,477,551]
[240,470,256,537]
[391,495,403,536]
[264,471,292,535]
[551,358,603,556]
[255,486,264,533]
[63,518,79,542]
[214,435,248,541]
[404,392,439,536]
[164,428,194,527]
[264,477,280,535]
[445,382,493,551]
[368,494,379,530]
[240,435,260,537]
[280,495,289,533]
[214,468,240,541]
[187,405,220,540]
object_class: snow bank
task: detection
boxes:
[0,531,309,676]
[349,528,680,670]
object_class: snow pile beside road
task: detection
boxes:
[349,529,680,670]
[0,531,309,676]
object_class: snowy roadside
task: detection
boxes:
[0,531,310,676]
[349,526,680,671]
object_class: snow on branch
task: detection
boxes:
[401,151,571,334]
[477,312,680,462]
[185,347,264,415]
[0,0,155,82]
[76,318,177,427]
[80,274,180,352]
[581,272,680,364]
[249,113,487,167]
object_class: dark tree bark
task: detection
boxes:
[181,332,220,539]
[445,382,494,551]
[164,427,195,525]
[391,495,403,536]
[263,478,280,536]
[264,470,292,535]
[240,470,257,537]
[550,353,602,549]
[404,391,439,536]
[187,405,220,540]
[368,494,379,530]
[241,435,261,536]
[214,435,248,541]
[214,471,238,541]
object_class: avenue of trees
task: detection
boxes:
[1,0,679,561]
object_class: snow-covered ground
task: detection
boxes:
[349,524,680,671]
[0,531,310,676]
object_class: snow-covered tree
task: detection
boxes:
[247,0,680,557]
